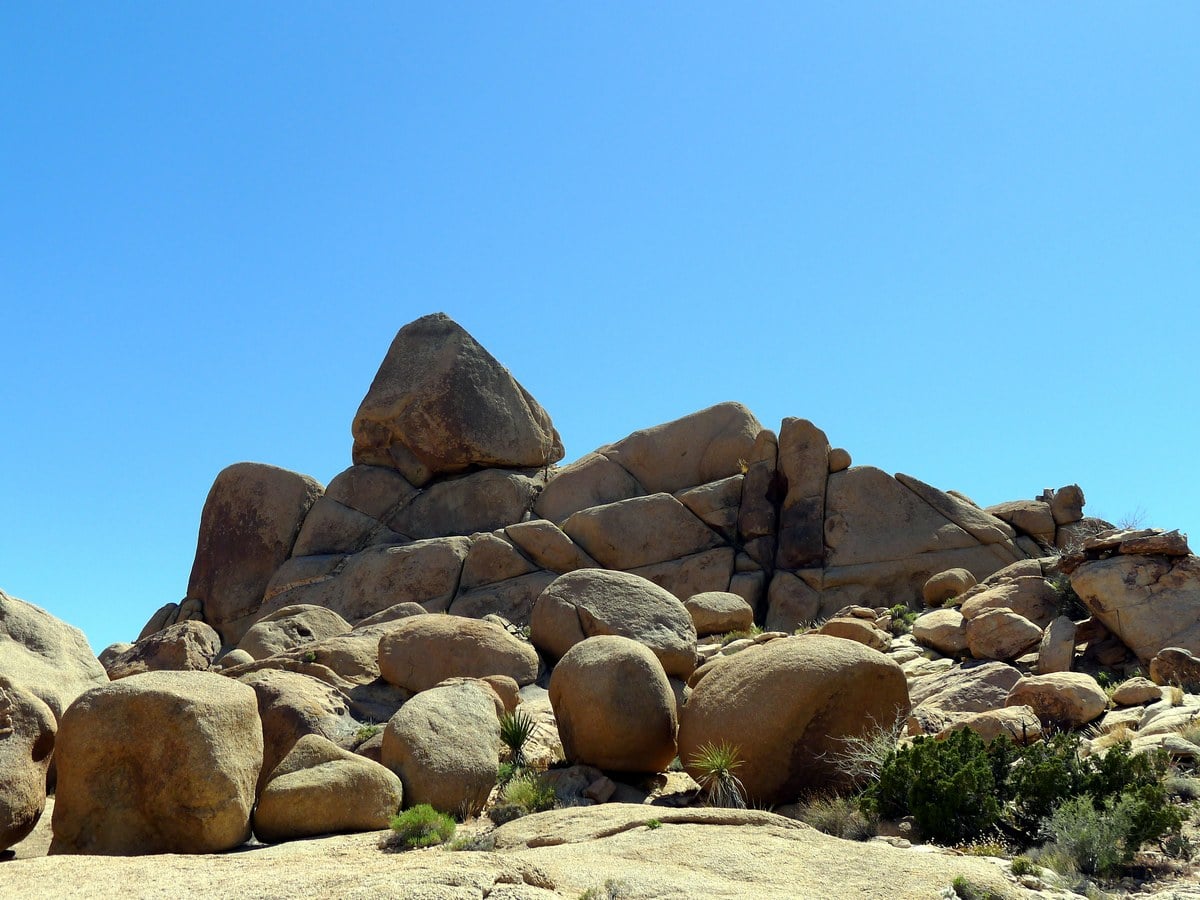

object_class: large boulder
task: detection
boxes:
[184,462,324,645]
[1070,545,1200,663]
[0,589,108,723]
[253,735,403,843]
[350,313,564,485]
[381,679,501,816]
[561,493,724,570]
[907,661,1024,733]
[105,620,222,680]
[601,402,762,495]
[774,418,830,571]
[549,636,677,772]
[684,592,754,637]
[49,671,262,855]
[377,615,539,693]
[237,605,352,661]
[237,669,360,790]
[964,609,1043,661]
[530,569,698,678]
[1005,673,1106,728]
[0,677,57,851]
[677,635,909,804]
[911,608,968,655]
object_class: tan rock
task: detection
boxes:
[290,496,391,558]
[1037,616,1076,674]
[388,469,543,540]
[603,402,762,495]
[674,476,743,542]
[530,569,697,678]
[764,569,821,633]
[449,571,557,625]
[774,418,829,570]
[965,609,1043,661]
[908,661,1023,721]
[481,675,520,712]
[184,462,323,645]
[958,577,1059,628]
[322,464,417,522]
[678,635,909,803]
[938,705,1042,745]
[353,602,428,630]
[237,669,359,790]
[828,448,852,472]
[351,313,563,485]
[381,679,500,816]
[1071,553,1200,662]
[253,735,403,843]
[1110,676,1162,707]
[1050,484,1085,525]
[262,553,345,604]
[816,618,890,652]
[922,568,977,606]
[628,547,735,601]
[534,453,645,524]
[894,474,1016,548]
[684,592,753,637]
[984,500,1055,542]
[505,519,598,573]
[0,589,109,723]
[50,671,262,854]
[911,609,968,655]
[237,605,352,661]
[105,620,222,680]
[0,678,56,851]
[735,429,778,550]
[377,614,539,693]
[1006,672,1106,727]
[549,636,677,772]
[262,537,470,622]
[459,532,537,591]
[1150,647,1200,691]
[562,492,723,570]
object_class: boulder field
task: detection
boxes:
[4,312,1200,898]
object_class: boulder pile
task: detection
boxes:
[4,311,1200,885]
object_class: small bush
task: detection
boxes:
[949,875,1007,900]
[448,831,496,852]
[887,604,919,636]
[645,818,662,830]
[831,716,906,788]
[578,879,632,900]
[385,804,456,850]
[501,770,556,813]
[719,625,763,646]
[689,741,747,809]
[1009,855,1037,877]
[354,723,381,744]
[795,794,876,841]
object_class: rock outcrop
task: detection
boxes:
[0,677,57,851]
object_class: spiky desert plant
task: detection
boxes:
[689,741,747,809]
[499,708,536,772]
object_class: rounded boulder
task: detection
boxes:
[378,614,539,693]
[381,679,500,816]
[531,569,698,678]
[49,671,262,855]
[549,636,677,772]
[237,605,352,661]
[0,677,57,851]
[253,735,403,843]
[678,634,909,805]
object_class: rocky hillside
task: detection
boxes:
[3,312,1200,898]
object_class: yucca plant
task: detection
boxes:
[689,741,747,809]
[499,708,536,773]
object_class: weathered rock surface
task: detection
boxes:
[562,492,723,570]
[1037,615,1076,674]
[350,313,564,485]
[938,705,1042,745]
[1150,647,1200,691]
[684,591,753,636]
[549,636,677,773]
[678,635,909,803]
[911,608,968,655]
[922,568,976,606]
[0,589,108,723]
[0,678,56,851]
[1005,672,1106,728]
[185,462,324,645]
[907,661,1024,732]
[237,605,352,660]
[381,679,500,816]
[377,614,539,693]
[253,735,403,843]
[530,569,697,678]
[50,671,261,855]
[104,620,222,680]
[964,609,1042,661]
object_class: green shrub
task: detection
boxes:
[1009,855,1036,877]
[887,604,919,636]
[385,804,456,850]
[488,770,557,824]
[864,729,1002,845]
[689,741,747,809]
[354,723,381,744]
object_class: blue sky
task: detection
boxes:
[3,4,1198,652]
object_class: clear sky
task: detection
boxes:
[3,4,1198,653]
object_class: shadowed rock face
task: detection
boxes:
[351,313,564,485]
